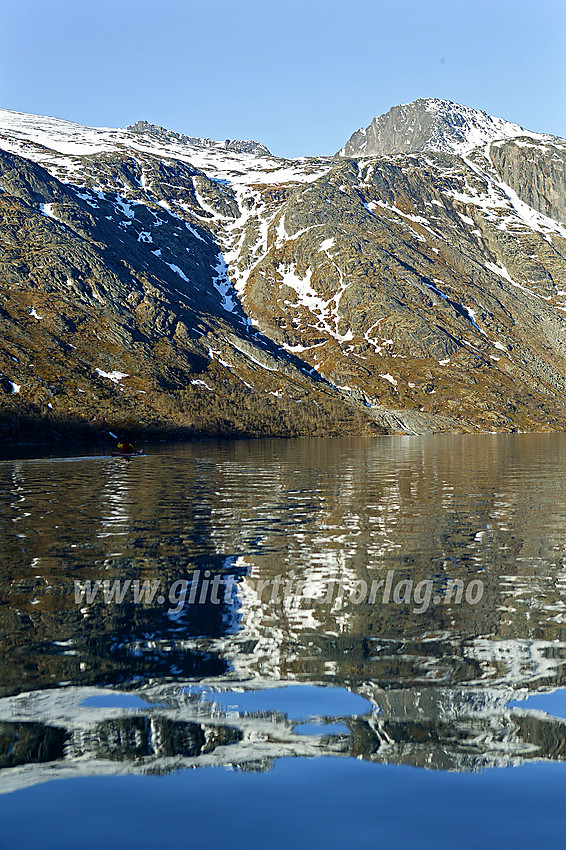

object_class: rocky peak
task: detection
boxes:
[339,97,553,157]
[127,120,271,156]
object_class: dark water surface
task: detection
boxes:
[1,434,566,847]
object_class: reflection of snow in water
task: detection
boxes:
[468,638,566,686]
[97,464,133,539]
[2,672,566,796]
[8,463,34,538]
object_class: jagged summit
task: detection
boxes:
[339,97,555,157]
[127,120,271,156]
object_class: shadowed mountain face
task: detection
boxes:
[0,435,566,788]
[0,102,566,440]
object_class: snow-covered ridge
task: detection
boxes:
[0,107,331,188]
[0,107,138,155]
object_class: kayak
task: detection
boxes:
[111,449,144,458]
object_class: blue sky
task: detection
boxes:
[1,0,564,157]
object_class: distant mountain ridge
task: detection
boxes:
[339,97,558,157]
[127,120,272,156]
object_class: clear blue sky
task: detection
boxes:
[1,0,564,157]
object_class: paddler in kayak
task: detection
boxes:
[116,434,137,454]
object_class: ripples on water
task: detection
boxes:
[1,434,566,844]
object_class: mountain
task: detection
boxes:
[1,102,566,442]
[339,97,556,157]
[0,108,371,442]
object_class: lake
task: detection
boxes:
[1,434,565,848]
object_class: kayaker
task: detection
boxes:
[117,435,136,454]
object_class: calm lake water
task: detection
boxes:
[1,434,566,848]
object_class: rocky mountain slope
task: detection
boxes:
[1,100,565,441]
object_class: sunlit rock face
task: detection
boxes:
[339,97,557,157]
[1,101,566,440]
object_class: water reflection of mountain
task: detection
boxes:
[0,435,565,785]
[1,681,566,794]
